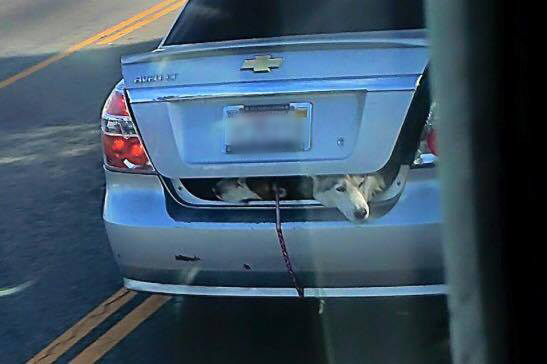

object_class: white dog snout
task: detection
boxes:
[353,206,369,221]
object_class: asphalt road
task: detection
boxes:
[0,1,451,362]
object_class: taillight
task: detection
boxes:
[413,102,438,166]
[426,128,438,156]
[105,90,129,117]
[101,86,154,172]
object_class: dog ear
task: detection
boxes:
[377,175,386,190]
[351,175,366,186]
[236,177,246,186]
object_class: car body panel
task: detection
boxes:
[123,31,428,87]
[104,167,443,294]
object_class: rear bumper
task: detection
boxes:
[103,167,444,297]
[124,278,446,297]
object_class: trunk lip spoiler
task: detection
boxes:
[122,29,428,65]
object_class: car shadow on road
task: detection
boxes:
[103,295,450,364]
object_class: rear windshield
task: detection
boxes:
[164,0,425,46]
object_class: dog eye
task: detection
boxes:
[335,184,346,192]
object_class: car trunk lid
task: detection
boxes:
[122,31,428,178]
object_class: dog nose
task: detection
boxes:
[354,208,368,220]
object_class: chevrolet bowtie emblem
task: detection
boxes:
[241,55,283,73]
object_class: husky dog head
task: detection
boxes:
[213,178,262,202]
[311,175,370,222]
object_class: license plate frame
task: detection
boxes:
[223,102,312,154]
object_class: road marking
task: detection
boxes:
[26,288,137,364]
[0,279,35,297]
[0,0,184,90]
[98,0,187,45]
[70,294,171,363]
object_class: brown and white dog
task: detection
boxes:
[212,178,287,203]
[213,174,385,222]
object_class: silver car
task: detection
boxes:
[101,0,443,297]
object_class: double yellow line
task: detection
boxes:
[0,0,187,90]
[27,289,171,363]
[8,1,187,361]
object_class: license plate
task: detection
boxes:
[223,103,312,153]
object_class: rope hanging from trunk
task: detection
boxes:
[273,181,304,298]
